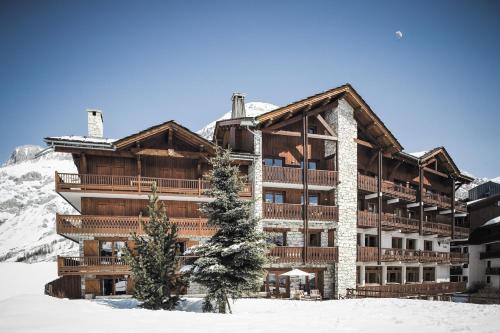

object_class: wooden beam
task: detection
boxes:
[354,138,376,149]
[134,148,208,159]
[262,130,301,137]
[315,114,336,137]
[423,167,448,178]
[308,133,337,141]
[302,112,309,265]
[264,100,338,131]
[387,161,402,179]
[422,158,437,168]
[377,149,383,265]
[54,147,134,158]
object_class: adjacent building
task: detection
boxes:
[45,84,472,299]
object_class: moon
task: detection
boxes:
[395,31,403,39]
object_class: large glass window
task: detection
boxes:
[423,267,435,282]
[265,192,285,204]
[300,160,318,170]
[387,267,402,283]
[308,232,321,247]
[263,158,284,167]
[392,238,403,249]
[365,235,378,247]
[406,239,416,250]
[424,240,433,251]
[301,194,318,205]
[406,267,419,283]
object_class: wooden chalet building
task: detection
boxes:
[45,85,472,299]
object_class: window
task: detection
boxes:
[365,267,381,284]
[100,241,126,257]
[463,276,468,282]
[424,240,433,251]
[367,202,377,213]
[463,246,468,254]
[300,160,318,170]
[424,214,432,222]
[268,232,287,246]
[301,193,318,205]
[408,210,416,219]
[423,267,435,282]
[176,242,186,254]
[308,232,321,247]
[308,126,317,134]
[487,276,491,284]
[365,235,378,247]
[357,233,362,246]
[263,158,283,167]
[387,267,402,283]
[487,260,491,268]
[265,191,284,204]
[406,239,416,250]
[392,238,403,249]
[394,208,403,217]
[406,267,419,283]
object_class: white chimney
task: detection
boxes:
[87,109,103,138]
[231,93,246,118]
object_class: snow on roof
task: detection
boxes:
[46,136,116,144]
[492,177,500,184]
[408,151,429,158]
[482,216,500,227]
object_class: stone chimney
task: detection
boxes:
[231,93,246,118]
[87,109,103,138]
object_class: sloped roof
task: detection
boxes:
[255,83,403,154]
[113,120,215,153]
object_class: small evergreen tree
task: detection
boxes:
[189,147,268,313]
[123,183,187,310]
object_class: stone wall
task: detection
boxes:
[249,129,263,230]
[325,98,358,298]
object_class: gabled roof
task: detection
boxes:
[255,83,403,154]
[113,120,215,153]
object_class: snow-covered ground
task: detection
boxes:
[1,262,500,333]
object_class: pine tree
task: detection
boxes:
[188,147,268,313]
[123,182,187,310]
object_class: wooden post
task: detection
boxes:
[198,178,202,196]
[302,110,309,264]
[451,177,456,240]
[137,156,142,193]
[419,165,424,236]
[80,153,87,174]
[377,149,383,265]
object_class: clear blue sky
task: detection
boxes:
[1,0,499,177]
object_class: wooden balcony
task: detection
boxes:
[353,282,466,298]
[268,246,338,264]
[450,252,469,264]
[486,267,500,275]
[263,202,338,221]
[57,256,130,276]
[357,246,451,263]
[357,174,416,202]
[357,211,469,238]
[56,214,216,238]
[55,172,252,197]
[422,190,451,208]
[480,250,500,260]
[57,255,196,276]
[262,165,337,187]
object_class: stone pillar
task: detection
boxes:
[359,232,365,246]
[401,266,407,284]
[325,98,358,298]
[323,266,335,299]
[382,266,387,285]
[321,230,329,247]
[359,265,366,286]
[250,129,263,230]
[287,230,304,247]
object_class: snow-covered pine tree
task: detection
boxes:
[123,182,187,310]
[189,147,268,313]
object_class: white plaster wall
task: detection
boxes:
[468,244,486,288]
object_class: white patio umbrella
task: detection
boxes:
[281,268,311,277]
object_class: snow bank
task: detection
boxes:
[1,262,500,333]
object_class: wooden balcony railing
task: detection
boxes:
[357,174,416,201]
[57,255,196,276]
[423,190,452,208]
[56,214,216,238]
[357,174,377,192]
[357,246,451,263]
[353,282,466,298]
[55,172,252,197]
[262,165,337,187]
[450,252,469,264]
[382,180,417,202]
[268,246,338,263]
[357,211,379,228]
[357,211,469,238]
[57,256,130,276]
[486,267,500,275]
[383,213,419,232]
[263,202,338,221]
[480,250,500,260]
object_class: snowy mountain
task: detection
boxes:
[455,172,497,200]
[0,146,79,262]
[197,102,279,140]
